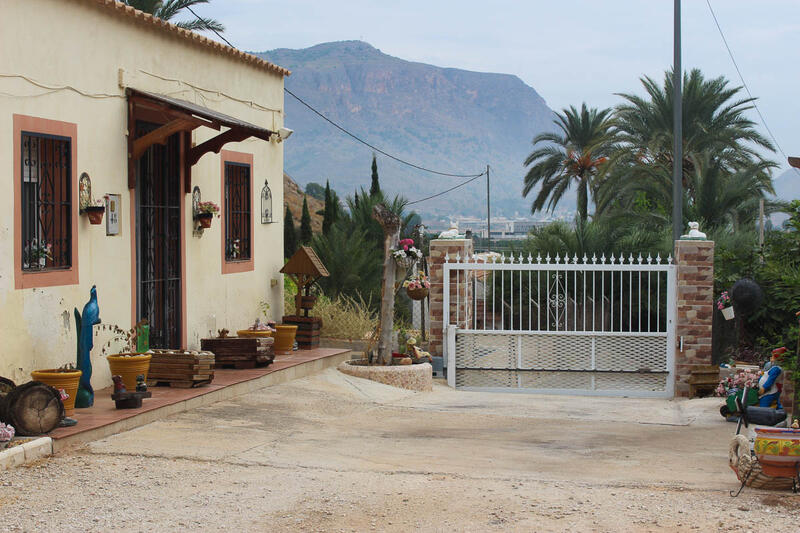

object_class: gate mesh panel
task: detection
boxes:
[594,336,667,372]
[454,332,669,394]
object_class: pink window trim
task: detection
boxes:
[13,114,79,290]
[220,150,255,274]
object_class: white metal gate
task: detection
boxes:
[443,252,676,397]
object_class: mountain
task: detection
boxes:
[773,167,800,202]
[257,41,557,219]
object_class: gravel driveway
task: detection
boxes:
[1,368,798,532]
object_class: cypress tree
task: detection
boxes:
[369,154,381,197]
[300,196,313,244]
[284,205,298,259]
[322,180,333,235]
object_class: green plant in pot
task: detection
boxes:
[99,319,151,390]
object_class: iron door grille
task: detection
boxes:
[136,125,182,349]
[224,162,251,261]
[20,132,72,271]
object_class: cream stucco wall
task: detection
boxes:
[0,0,286,386]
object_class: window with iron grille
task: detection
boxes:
[224,162,251,261]
[20,132,72,271]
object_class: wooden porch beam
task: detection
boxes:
[789,156,800,169]
[131,118,203,161]
[187,127,252,167]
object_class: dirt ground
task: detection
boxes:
[1,368,799,532]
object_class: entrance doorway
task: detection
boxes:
[135,123,182,349]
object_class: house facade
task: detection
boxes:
[0,0,289,386]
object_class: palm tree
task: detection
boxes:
[122,0,225,33]
[523,104,613,222]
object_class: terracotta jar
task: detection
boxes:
[30,368,82,416]
[273,325,298,355]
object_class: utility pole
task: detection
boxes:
[672,0,683,245]
[486,165,491,253]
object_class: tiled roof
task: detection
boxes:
[84,0,290,77]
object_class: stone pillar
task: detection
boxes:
[428,239,473,357]
[674,239,715,397]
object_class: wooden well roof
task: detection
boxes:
[280,246,330,278]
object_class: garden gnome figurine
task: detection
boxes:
[758,347,785,408]
[136,374,147,392]
[74,285,100,408]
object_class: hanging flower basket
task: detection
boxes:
[717,291,734,320]
[392,238,423,269]
[84,205,105,225]
[407,286,429,300]
[195,213,214,228]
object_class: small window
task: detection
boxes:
[21,132,72,271]
[224,162,251,261]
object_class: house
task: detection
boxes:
[0,0,290,387]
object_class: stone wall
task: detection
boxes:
[674,240,715,397]
[428,239,473,357]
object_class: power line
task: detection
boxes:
[285,88,484,178]
[705,0,800,177]
[185,6,236,48]
[406,172,486,205]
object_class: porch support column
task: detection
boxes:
[674,239,715,397]
[428,238,473,358]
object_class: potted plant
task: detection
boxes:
[403,271,431,300]
[24,239,52,270]
[0,422,15,449]
[195,201,220,229]
[84,198,106,225]
[30,365,82,416]
[99,320,151,390]
[717,291,734,320]
[391,238,423,268]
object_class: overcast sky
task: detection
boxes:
[198,0,800,180]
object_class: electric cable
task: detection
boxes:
[706,0,799,176]
[285,88,485,178]
[406,172,486,205]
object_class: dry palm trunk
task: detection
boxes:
[373,203,401,365]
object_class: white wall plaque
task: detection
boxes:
[106,193,121,235]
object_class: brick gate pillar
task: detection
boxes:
[428,239,473,357]
[674,239,715,397]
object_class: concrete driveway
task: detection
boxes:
[2,369,798,532]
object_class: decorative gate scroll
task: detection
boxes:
[443,252,676,397]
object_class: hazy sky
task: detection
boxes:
[197,0,800,179]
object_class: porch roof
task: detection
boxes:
[127,88,276,190]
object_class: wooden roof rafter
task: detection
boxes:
[789,157,800,169]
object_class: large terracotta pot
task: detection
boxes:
[30,368,82,416]
[107,353,152,390]
[273,325,298,355]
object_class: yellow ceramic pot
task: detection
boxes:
[107,353,152,390]
[236,329,274,338]
[30,369,82,416]
[754,427,800,477]
[273,325,298,355]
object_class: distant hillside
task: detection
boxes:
[773,167,800,202]
[258,41,557,218]
[284,173,324,234]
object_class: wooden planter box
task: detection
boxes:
[282,315,322,350]
[147,350,215,388]
[201,337,274,369]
